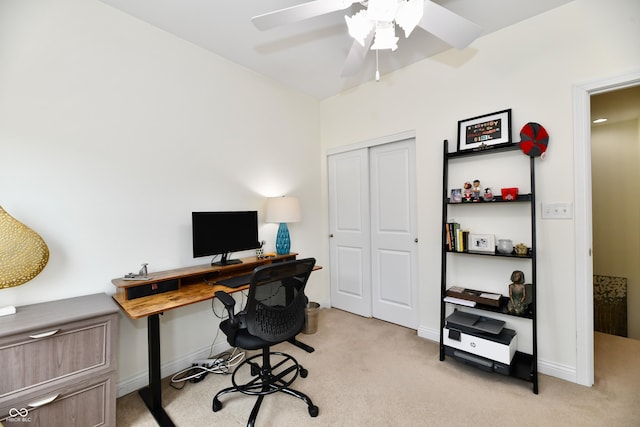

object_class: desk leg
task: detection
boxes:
[138,314,175,427]
[289,337,314,353]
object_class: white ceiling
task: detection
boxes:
[98,0,574,100]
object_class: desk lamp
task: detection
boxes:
[265,196,301,255]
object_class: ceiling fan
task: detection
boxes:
[251,0,483,79]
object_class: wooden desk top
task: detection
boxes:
[111,254,296,290]
[111,254,320,319]
[113,281,242,319]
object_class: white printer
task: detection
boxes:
[443,310,517,375]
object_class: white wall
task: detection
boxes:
[0,0,327,395]
[319,0,640,380]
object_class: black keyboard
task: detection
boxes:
[215,273,252,288]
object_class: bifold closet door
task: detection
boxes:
[328,148,372,318]
[369,141,418,329]
[328,139,418,328]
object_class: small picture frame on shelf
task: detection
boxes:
[468,234,495,254]
[450,188,462,203]
[457,109,512,153]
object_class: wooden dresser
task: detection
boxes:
[0,293,118,426]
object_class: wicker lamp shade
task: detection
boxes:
[0,206,49,288]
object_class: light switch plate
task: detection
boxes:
[542,202,573,219]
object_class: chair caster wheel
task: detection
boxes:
[212,398,222,412]
[308,405,319,417]
[300,367,308,378]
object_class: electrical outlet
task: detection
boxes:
[542,202,573,219]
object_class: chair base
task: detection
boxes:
[212,349,318,426]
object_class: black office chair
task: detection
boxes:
[212,258,319,427]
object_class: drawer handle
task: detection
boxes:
[28,329,60,339]
[27,394,59,408]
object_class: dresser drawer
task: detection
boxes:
[0,313,116,399]
[0,373,115,427]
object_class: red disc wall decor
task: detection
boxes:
[519,122,549,157]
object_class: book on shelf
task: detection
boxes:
[445,222,453,251]
[445,222,469,252]
[450,222,459,251]
[446,286,502,307]
[461,230,469,252]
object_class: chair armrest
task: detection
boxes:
[215,290,238,325]
[215,290,236,309]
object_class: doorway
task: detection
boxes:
[573,70,640,387]
[591,86,640,340]
[327,134,419,329]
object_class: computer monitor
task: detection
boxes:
[192,211,260,266]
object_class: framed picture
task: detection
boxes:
[468,234,495,254]
[457,109,512,152]
[450,188,462,203]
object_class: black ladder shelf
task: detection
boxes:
[439,139,538,394]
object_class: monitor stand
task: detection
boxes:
[211,253,242,266]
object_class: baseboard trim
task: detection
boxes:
[538,359,577,384]
[116,341,231,398]
[417,325,579,385]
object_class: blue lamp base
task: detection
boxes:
[275,222,291,255]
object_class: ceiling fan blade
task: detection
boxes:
[418,0,483,49]
[341,31,374,77]
[252,0,358,31]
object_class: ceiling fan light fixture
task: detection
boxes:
[345,10,374,46]
[396,0,424,38]
[370,22,398,51]
[251,0,482,80]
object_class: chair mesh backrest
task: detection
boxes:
[245,258,315,343]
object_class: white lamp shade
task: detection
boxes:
[265,197,301,223]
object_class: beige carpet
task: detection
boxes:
[116,308,640,426]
